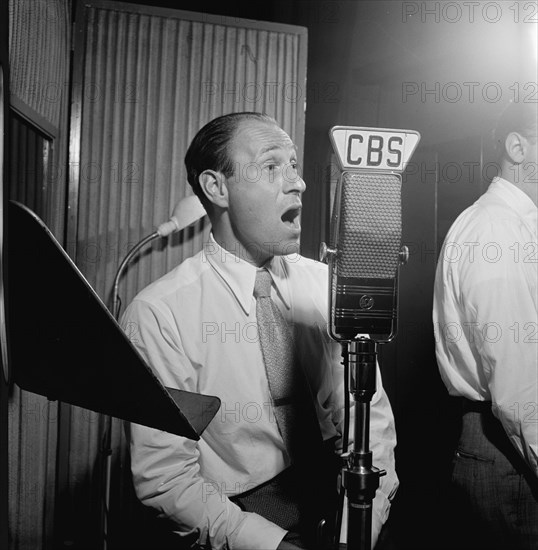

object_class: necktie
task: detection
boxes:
[254,268,322,463]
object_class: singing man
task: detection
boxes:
[122,112,398,549]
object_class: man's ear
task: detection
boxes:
[198,170,229,209]
[505,132,525,164]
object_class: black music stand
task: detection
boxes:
[6,200,220,438]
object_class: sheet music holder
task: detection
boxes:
[7,200,220,439]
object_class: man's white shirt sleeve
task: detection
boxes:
[123,299,286,550]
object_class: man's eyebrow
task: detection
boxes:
[258,144,298,156]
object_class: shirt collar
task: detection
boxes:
[202,235,291,315]
[490,177,538,235]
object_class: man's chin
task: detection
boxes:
[273,238,301,257]
[241,234,301,263]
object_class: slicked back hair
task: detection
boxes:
[184,112,277,212]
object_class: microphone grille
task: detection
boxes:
[337,172,401,279]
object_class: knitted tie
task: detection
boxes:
[254,268,322,463]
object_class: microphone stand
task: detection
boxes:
[341,338,386,550]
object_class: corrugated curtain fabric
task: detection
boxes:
[7,2,70,550]
[8,0,69,130]
[63,3,307,548]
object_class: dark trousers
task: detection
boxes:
[448,400,538,550]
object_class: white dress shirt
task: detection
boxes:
[122,236,398,549]
[433,177,538,474]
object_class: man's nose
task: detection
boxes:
[288,176,306,194]
[296,176,306,193]
[284,167,306,193]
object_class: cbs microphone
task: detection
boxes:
[321,127,421,343]
[320,126,421,550]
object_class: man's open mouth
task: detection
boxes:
[281,206,302,229]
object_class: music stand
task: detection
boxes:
[7,199,220,438]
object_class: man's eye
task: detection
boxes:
[287,162,298,175]
[283,162,299,181]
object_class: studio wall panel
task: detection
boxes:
[62,3,307,547]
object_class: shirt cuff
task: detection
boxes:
[233,512,287,550]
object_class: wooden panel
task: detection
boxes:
[8,387,58,550]
[60,3,308,549]
[8,112,47,218]
[6,104,59,550]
